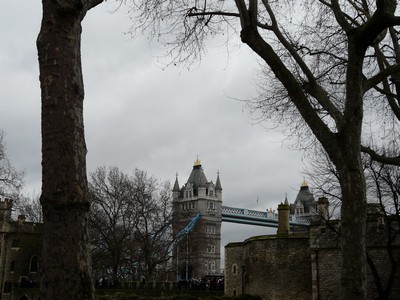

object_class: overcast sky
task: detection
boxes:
[1,1,313,265]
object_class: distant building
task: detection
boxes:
[0,198,42,300]
[171,158,223,281]
[289,180,316,218]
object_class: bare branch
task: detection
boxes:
[362,146,400,166]
[363,64,400,92]
[187,11,240,18]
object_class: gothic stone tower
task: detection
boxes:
[172,159,222,281]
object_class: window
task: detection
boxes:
[208,202,215,210]
[3,281,11,294]
[30,256,39,273]
[233,264,237,274]
[211,260,216,272]
[10,260,15,273]
[206,244,216,253]
[12,238,20,248]
[205,225,216,234]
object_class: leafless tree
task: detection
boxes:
[129,1,400,298]
[128,169,172,281]
[366,156,399,300]
[305,150,400,299]
[14,193,43,223]
[0,130,24,199]
[89,166,136,284]
[89,167,173,283]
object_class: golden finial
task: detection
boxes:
[193,155,201,167]
[301,178,308,187]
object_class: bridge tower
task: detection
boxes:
[172,158,222,281]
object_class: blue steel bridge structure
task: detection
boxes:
[221,205,310,228]
[171,205,310,253]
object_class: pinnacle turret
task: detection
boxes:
[215,171,222,191]
[173,173,180,192]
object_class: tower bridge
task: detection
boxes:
[221,205,310,227]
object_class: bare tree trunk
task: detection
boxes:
[37,1,96,299]
[337,155,367,299]
[336,38,368,300]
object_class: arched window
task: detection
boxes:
[19,295,29,300]
[30,256,39,273]
[10,260,15,272]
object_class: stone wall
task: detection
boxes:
[310,217,400,300]
[0,219,42,300]
[225,216,400,300]
[225,234,311,299]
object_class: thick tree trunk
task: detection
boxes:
[337,152,367,299]
[337,38,368,300]
[37,1,93,299]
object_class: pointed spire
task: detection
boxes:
[215,170,222,191]
[284,193,288,205]
[173,172,180,192]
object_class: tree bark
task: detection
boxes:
[37,1,96,299]
[336,36,367,300]
[336,149,367,299]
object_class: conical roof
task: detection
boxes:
[294,181,315,213]
[187,163,208,189]
[173,175,180,192]
[215,172,222,191]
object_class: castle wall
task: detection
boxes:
[0,199,42,300]
[310,218,400,300]
[224,242,243,296]
[225,217,400,300]
[225,234,311,299]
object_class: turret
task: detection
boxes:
[277,195,290,235]
[172,173,180,201]
[0,198,13,223]
[215,171,222,200]
[290,179,316,216]
[197,160,207,198]
[317,197,329,221]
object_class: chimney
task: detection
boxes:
[0,198,13,222]
[317,197,329,221]
[277,197,290,235]
[18,214,26,224]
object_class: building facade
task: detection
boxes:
[171,159,223,281]
[0,199,42,300]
